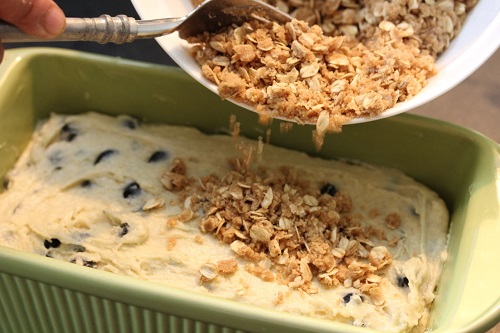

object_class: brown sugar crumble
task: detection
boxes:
[217,258,240,275]
[166,152,394,302]
[260,0,477,59]
[187,0,477,132]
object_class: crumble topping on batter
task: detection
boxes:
[0,112,450,332]
[166,149,400,305]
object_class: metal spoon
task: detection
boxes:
[0,0,291,44]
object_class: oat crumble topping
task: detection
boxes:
[168,153,394,301]
[188,0,478,132]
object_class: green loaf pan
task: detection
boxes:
[0,48,498,333]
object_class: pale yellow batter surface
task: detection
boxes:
[0,112,449,332]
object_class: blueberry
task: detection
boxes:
[94,149,118,165]
[48,150,64,165]
[73,245,86,252]
[148,150,169,163]
[70,258,97,268]
[343,293,353,303]
[3,178,9,190]
[397,276,410,288]
[320,183,338,196]
[122,119,138,129]
[123,182,141,198]
[343,293,364,304]
[78,232,91,240]
[82,260,97,268]
[81,180,92,188]
[44,238,61,249]
[60,124,79,142]
[119,223,130,237]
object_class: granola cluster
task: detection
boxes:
[262,0,478,58]
[165,154,397,304]
[187,0,477,132]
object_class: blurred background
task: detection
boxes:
[4,0,499,143]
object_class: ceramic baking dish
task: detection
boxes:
[0,48,498,333]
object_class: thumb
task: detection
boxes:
[0,0,65,38]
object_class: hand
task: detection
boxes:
[0,0,65,62]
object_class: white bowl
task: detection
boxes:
[131,0,500,125]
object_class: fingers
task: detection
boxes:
[0,0,65,38]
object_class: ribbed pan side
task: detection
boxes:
[0,272,247,333]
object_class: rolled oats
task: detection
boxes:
[199,262,219,282]
[188,0,477,134]
[176,151,400,298]
[142,197,166,211]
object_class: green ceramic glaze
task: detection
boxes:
[0,48,498,333]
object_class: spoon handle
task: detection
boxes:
[0,15,151,44]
